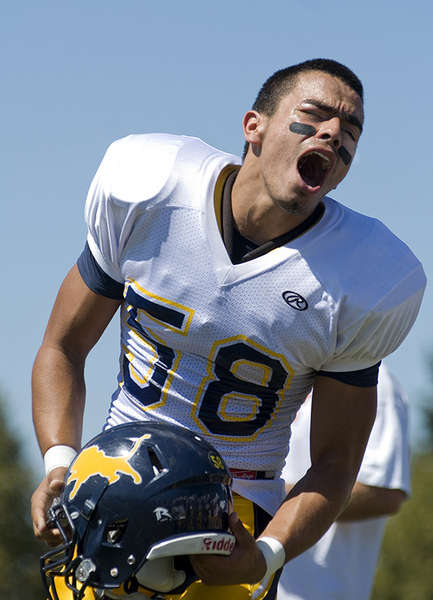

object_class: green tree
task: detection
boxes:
[372,359,433,599]
[0,395,45,597]
[372,454,433,599]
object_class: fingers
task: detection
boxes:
[228,512,249,540]
[31,481,49,535]
[31,467,67,546]
[189,553,230,584]
[190,513,265,585]
[49,476,65,498]
[39,525,64,547]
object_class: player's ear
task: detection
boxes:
[242,110,266,147]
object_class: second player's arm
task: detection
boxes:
[337,482,406,520]
[284,480,407,522]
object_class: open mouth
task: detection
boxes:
[297,151,332,190]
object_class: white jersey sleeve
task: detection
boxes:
[84,134,197,282]
[316,201,426,372]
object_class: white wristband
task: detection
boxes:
[44,445,77,476]
[256,536,285,579]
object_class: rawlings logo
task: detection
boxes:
[201,534,235,555]
[282,290,308,311]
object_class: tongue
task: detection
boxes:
[299,155,326,188]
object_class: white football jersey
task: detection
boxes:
[84,134,425,512]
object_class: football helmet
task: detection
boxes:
[41,421,234,599]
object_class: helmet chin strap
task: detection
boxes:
[124,577,140,594]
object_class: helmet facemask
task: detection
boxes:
[41,502,93,600]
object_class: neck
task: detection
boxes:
[231,161,322,245]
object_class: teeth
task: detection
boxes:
[309,151,331,168]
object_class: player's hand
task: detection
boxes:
[189,512,267,585]
[31,466,67,546]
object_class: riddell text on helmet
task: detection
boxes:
[201,534,235,554]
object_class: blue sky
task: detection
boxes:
[2,1,432,476]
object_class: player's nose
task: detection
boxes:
[317,116,342,149]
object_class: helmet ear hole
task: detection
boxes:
[105,520,128,545]
[148,447,166,477]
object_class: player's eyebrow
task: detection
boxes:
[301,99,363,133]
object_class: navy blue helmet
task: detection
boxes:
[41,421,234,599]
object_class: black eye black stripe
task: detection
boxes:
[290,122,353,165]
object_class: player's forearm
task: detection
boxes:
[32,343,85,455]
[262,461,355,562]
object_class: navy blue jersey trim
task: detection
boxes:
[138,296,185,329]
[317,361,381,387]
[77,242,124,300]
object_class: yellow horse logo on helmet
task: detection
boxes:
[67,433,151,499]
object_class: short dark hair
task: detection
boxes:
[242,58,363,158]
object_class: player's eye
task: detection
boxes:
[299,109,321,120]
[344,128,356,141]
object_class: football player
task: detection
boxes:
[32,58,426,599]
